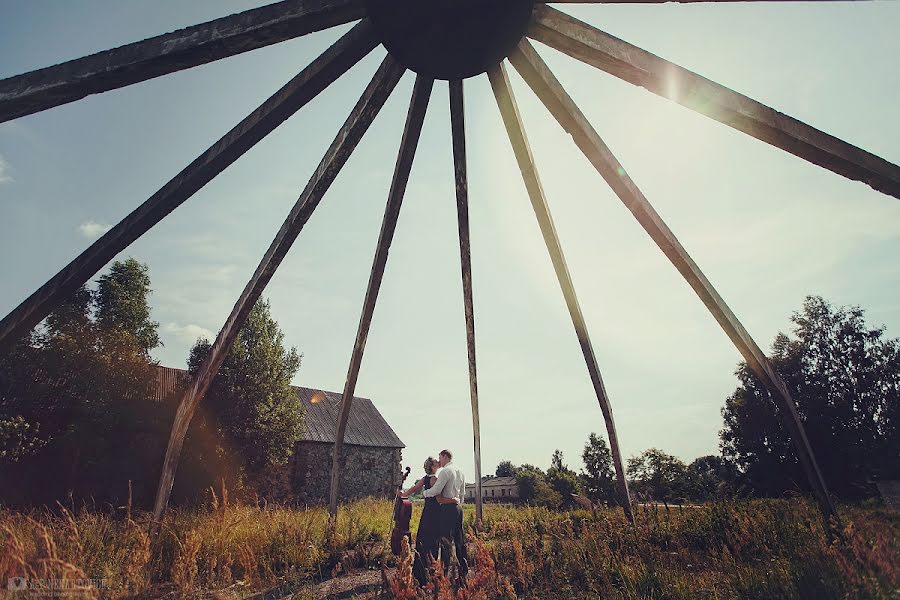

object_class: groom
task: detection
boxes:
[422,449,468,578]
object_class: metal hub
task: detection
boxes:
[365,0,536,80]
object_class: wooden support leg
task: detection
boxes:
[0,21,380,355]
[150,54,405,531]
[0,0,367,123]
[449,79,483,527]
[508,39,841,533]
[488,62,634,523]
[329,75,434,517]
[527,5,900,201]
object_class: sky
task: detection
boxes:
[1,1,899,484]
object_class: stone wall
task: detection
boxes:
[253,442,402,505]
[294,442,402,504]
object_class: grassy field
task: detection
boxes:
[0,496,896,599]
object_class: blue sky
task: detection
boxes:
[1,1,898,482]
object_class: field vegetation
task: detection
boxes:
[1,496,896,599]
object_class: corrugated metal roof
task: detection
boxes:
[153,366,404,448]
[465,476,518,489]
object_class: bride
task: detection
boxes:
[399,456,442,585]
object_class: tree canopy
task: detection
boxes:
[581,432,616,504]
[720,296,899,500]
[96,257,161,355]
[495,460,516,477]
[181,299,303,498]
[0,259,160,506]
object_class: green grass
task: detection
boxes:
[0,497,896,599]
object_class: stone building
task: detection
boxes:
[287,386,404,504]
[154,366,404,504]
[465,475,519,502]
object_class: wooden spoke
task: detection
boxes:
[528,5,900,200]
[488,62,635,523]
[450,79,483,526]
[0,21,379,356]
[150,54,406,529]
[508,38,840,531]
[0,0,366,123]
[545,1,862,4]
[329,74,434,516]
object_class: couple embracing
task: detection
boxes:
[398,449,469,585]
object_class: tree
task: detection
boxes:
[546,449,582,501]
[514,464,561,508]
[720,296,899,500]
[550,449,565,471]
[627,448,688,502]
[0,261,161,507]
[495,460,516,477]
[96,257,161,355]
[581,433,616,504]
[183,299,303,496]
[683,455,738,501]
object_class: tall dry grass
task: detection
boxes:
[0,496,896,599]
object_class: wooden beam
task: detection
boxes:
[487,62,634,523]
[329,74,434,516]
[0,0,366,123]
[508,38,840,530]
[545,1,862,3]
[449,79,484,527]
[528,5,900,200]
[0,21,379,356]
[151,54,405,529]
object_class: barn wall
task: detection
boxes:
[292,442,402,504]
[246,443,402,504]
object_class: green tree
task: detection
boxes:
[184,299,303,495]
[514,464,561,508]
[96,257,161,354]
[720,296,899,500]
[546,449,582,501]
[0,261,160,507]
[627,448,688,502]
[495,460,516,477]
[581,433,616,504]
[684,455,738,501]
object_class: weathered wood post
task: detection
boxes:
[488,62,635,523]
[509,38,842,533]
[449,78,484,526]
[329,74,434,517]
[150,53,405,531]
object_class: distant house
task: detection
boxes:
[154,366,405,504]
[464,475,519,502]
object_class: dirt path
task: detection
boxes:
[235,568,391,600]
[294,569,386,599]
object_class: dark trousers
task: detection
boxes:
[413,536,438,586]
[438,504,468,577]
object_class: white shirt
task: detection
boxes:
[423,462,465,504]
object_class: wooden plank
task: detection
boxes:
[508,38,840,530]
[528,5,900,200]
[0,0,366,123]
[151,54,406,529]
[329,74,434,516]
[487,62,634,523]
[449,79,484,526]
[545,1,858,3]
[0,21,379,356]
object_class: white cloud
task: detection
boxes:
[163,322,215,344]
[78,220,113,238]
[0,155,12,184]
